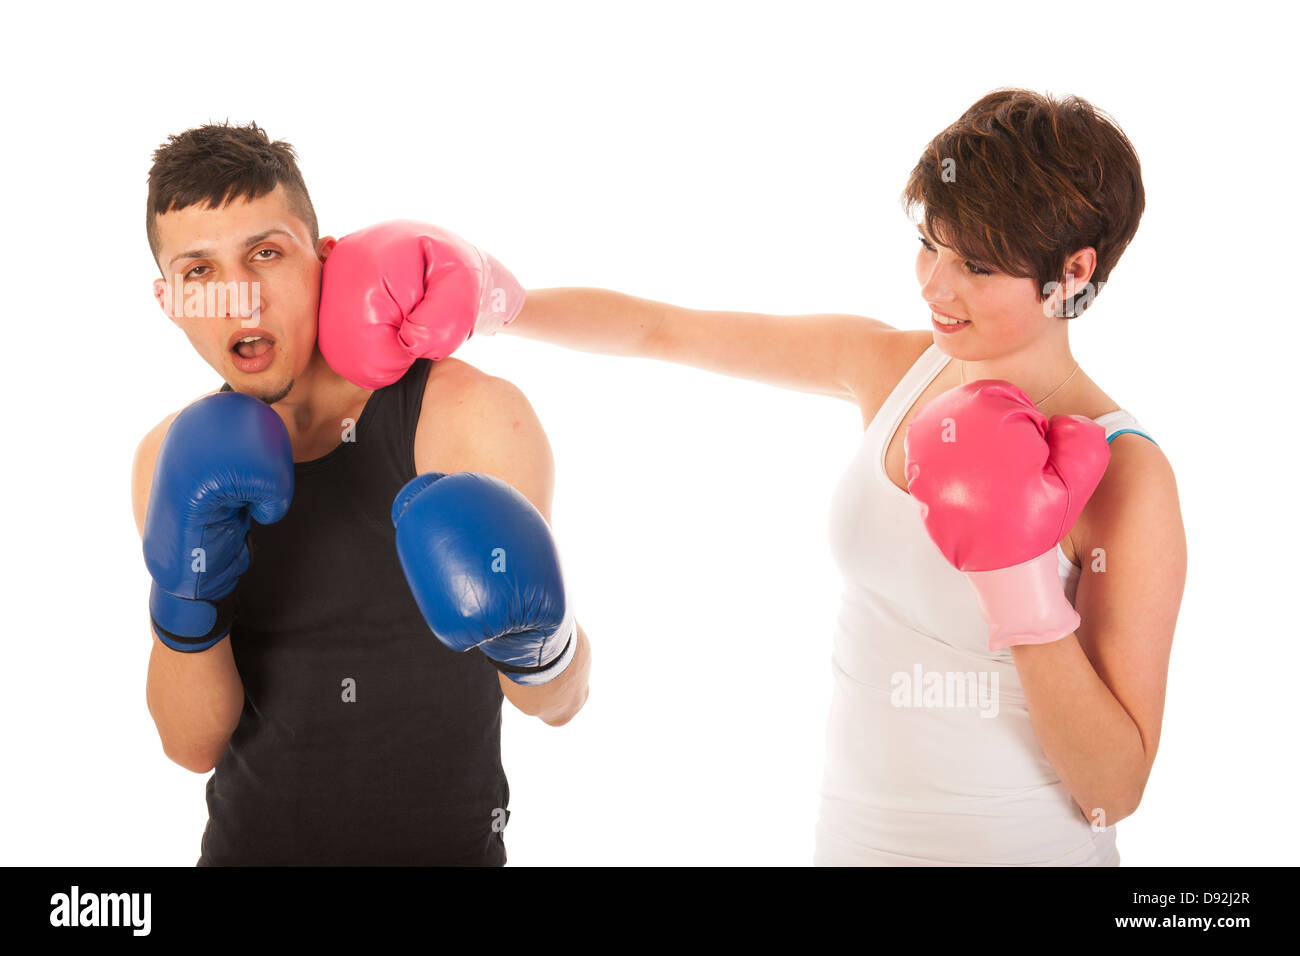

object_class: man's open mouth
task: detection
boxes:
[227,331,278,372]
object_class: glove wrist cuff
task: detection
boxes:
[149,584,235,653]
[963,549,1080,652]
[471,250,525,337]
[492,610,578,687]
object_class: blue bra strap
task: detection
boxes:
[1106,428,1158,447]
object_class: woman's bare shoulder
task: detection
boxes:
[1073,385,1177,499]
[844,327,936,424]
[1072,402,1183,574]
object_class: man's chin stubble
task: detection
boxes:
[261,379,294,405]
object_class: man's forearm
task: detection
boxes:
[499,624,591,726]
[507,288,662,358]
[145,632,245,773]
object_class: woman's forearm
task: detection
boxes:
[1011,636,1149,828]
[507,287,664,357]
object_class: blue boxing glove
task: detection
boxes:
[142,393,294,651]
[392,472,576,686]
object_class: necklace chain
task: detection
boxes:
[960,360,1080,407]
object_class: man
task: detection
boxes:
[132,122,590,865]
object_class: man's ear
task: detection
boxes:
[153,276,182,328]
[317,236,337,262]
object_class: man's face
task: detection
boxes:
[152,184,330,404]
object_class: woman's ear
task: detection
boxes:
[1049,247,1099,318]
[1062,247,1098,293]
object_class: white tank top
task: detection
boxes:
[816,342,1156,866]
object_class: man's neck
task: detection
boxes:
[274,349,374,456]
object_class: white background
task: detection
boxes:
[1,0,1294,867]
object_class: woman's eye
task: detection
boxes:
[918,237,990,276]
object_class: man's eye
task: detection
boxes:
[185,265,208,280]
[254,249,279,261]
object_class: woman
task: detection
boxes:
[429,88,1186,865]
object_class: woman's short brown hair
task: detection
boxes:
[901,89,1144,317]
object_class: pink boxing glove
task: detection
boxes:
[903,380,1110,652]
[317,220,525,388]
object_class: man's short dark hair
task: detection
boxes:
[146,121,319,272]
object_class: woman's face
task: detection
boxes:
[914,223,1057,360]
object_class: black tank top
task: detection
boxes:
[202,360,508,865]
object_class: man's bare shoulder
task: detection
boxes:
[134,388,224,463]
[418,357,541,434]
[422,355,522,402]
[131,389,221,536]
[416,358,554,517]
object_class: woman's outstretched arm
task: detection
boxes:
[509,287,899,403]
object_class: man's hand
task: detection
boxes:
[391,470,576,686]
[142,392,295,651]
